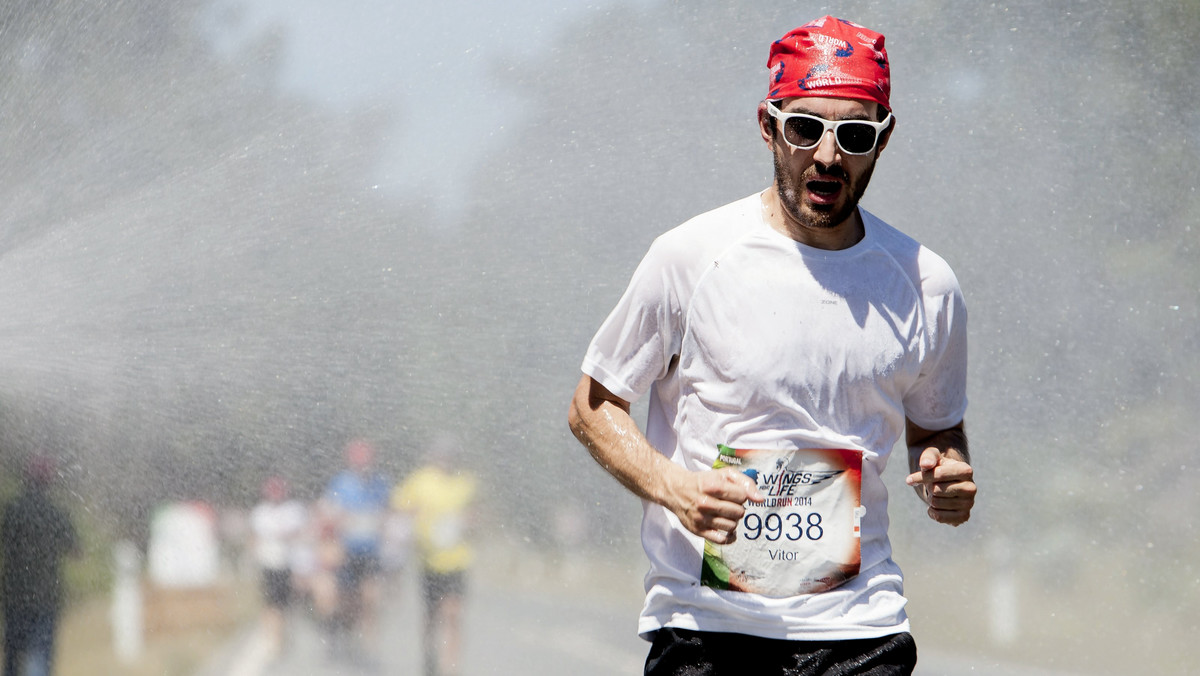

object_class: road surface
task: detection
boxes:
[197,568,1081,676]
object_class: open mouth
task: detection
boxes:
[806,179,842,202]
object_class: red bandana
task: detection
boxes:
[767,16,891,111]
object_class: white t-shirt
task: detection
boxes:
[250,499,308,571]
[581,193,967,641]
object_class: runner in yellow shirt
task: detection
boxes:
[393,453,476,676]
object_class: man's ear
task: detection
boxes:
[876,115,895,155]
[757,100,776,148]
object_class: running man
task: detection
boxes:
[393,440,476,676]
[249,476,306,658]
[323,438,391,659]
[569,16,976,675]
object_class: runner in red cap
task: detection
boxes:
[570,16,976,675]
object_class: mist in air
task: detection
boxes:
[0,1,1195,674]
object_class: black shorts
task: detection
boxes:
[338,552,382,591]
[421,569,466,610]
[261,568,292,608]
[645,627,917,676]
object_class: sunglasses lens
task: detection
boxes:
[783,116,825,149]
[836,123,878,154]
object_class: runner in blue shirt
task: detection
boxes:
[324,439,390,661]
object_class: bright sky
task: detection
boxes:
[205,0,654,217]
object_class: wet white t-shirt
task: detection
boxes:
[250,500,307,571]
[581,193,967,641]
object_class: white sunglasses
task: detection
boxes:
[766,101,893,155]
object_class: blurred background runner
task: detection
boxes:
[394,441,477,676]
[249,476,306,660]
[322,439,391,663]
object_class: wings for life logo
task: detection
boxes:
[743,458,845,508]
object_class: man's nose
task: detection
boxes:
[812,129,840,165]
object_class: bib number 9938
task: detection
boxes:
[741,511,823,541]
[701,445,863,597]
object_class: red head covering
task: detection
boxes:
[767,16,891,111]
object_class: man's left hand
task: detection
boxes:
[905,447,975,526]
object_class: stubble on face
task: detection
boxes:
[771,137,877,234]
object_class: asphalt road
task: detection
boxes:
[197,571,1082,676]
[198,570,646,676]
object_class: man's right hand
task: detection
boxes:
[569,375,764,545]
[664,467,764,545]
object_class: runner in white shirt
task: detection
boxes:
[250,476,307,658]
[568,16,976,675]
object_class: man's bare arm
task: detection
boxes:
[568,375,761,544]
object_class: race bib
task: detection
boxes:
[430,514,466,551]
[700,445,864,597]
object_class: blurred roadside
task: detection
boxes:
[44,532,1188,676]
[193,535,648,676]
[192,538,1096,676]
[45,533,643,676]
[55,578,255,676]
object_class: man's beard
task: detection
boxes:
[773,149,875,231]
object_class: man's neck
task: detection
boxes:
[761,186,864,251]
